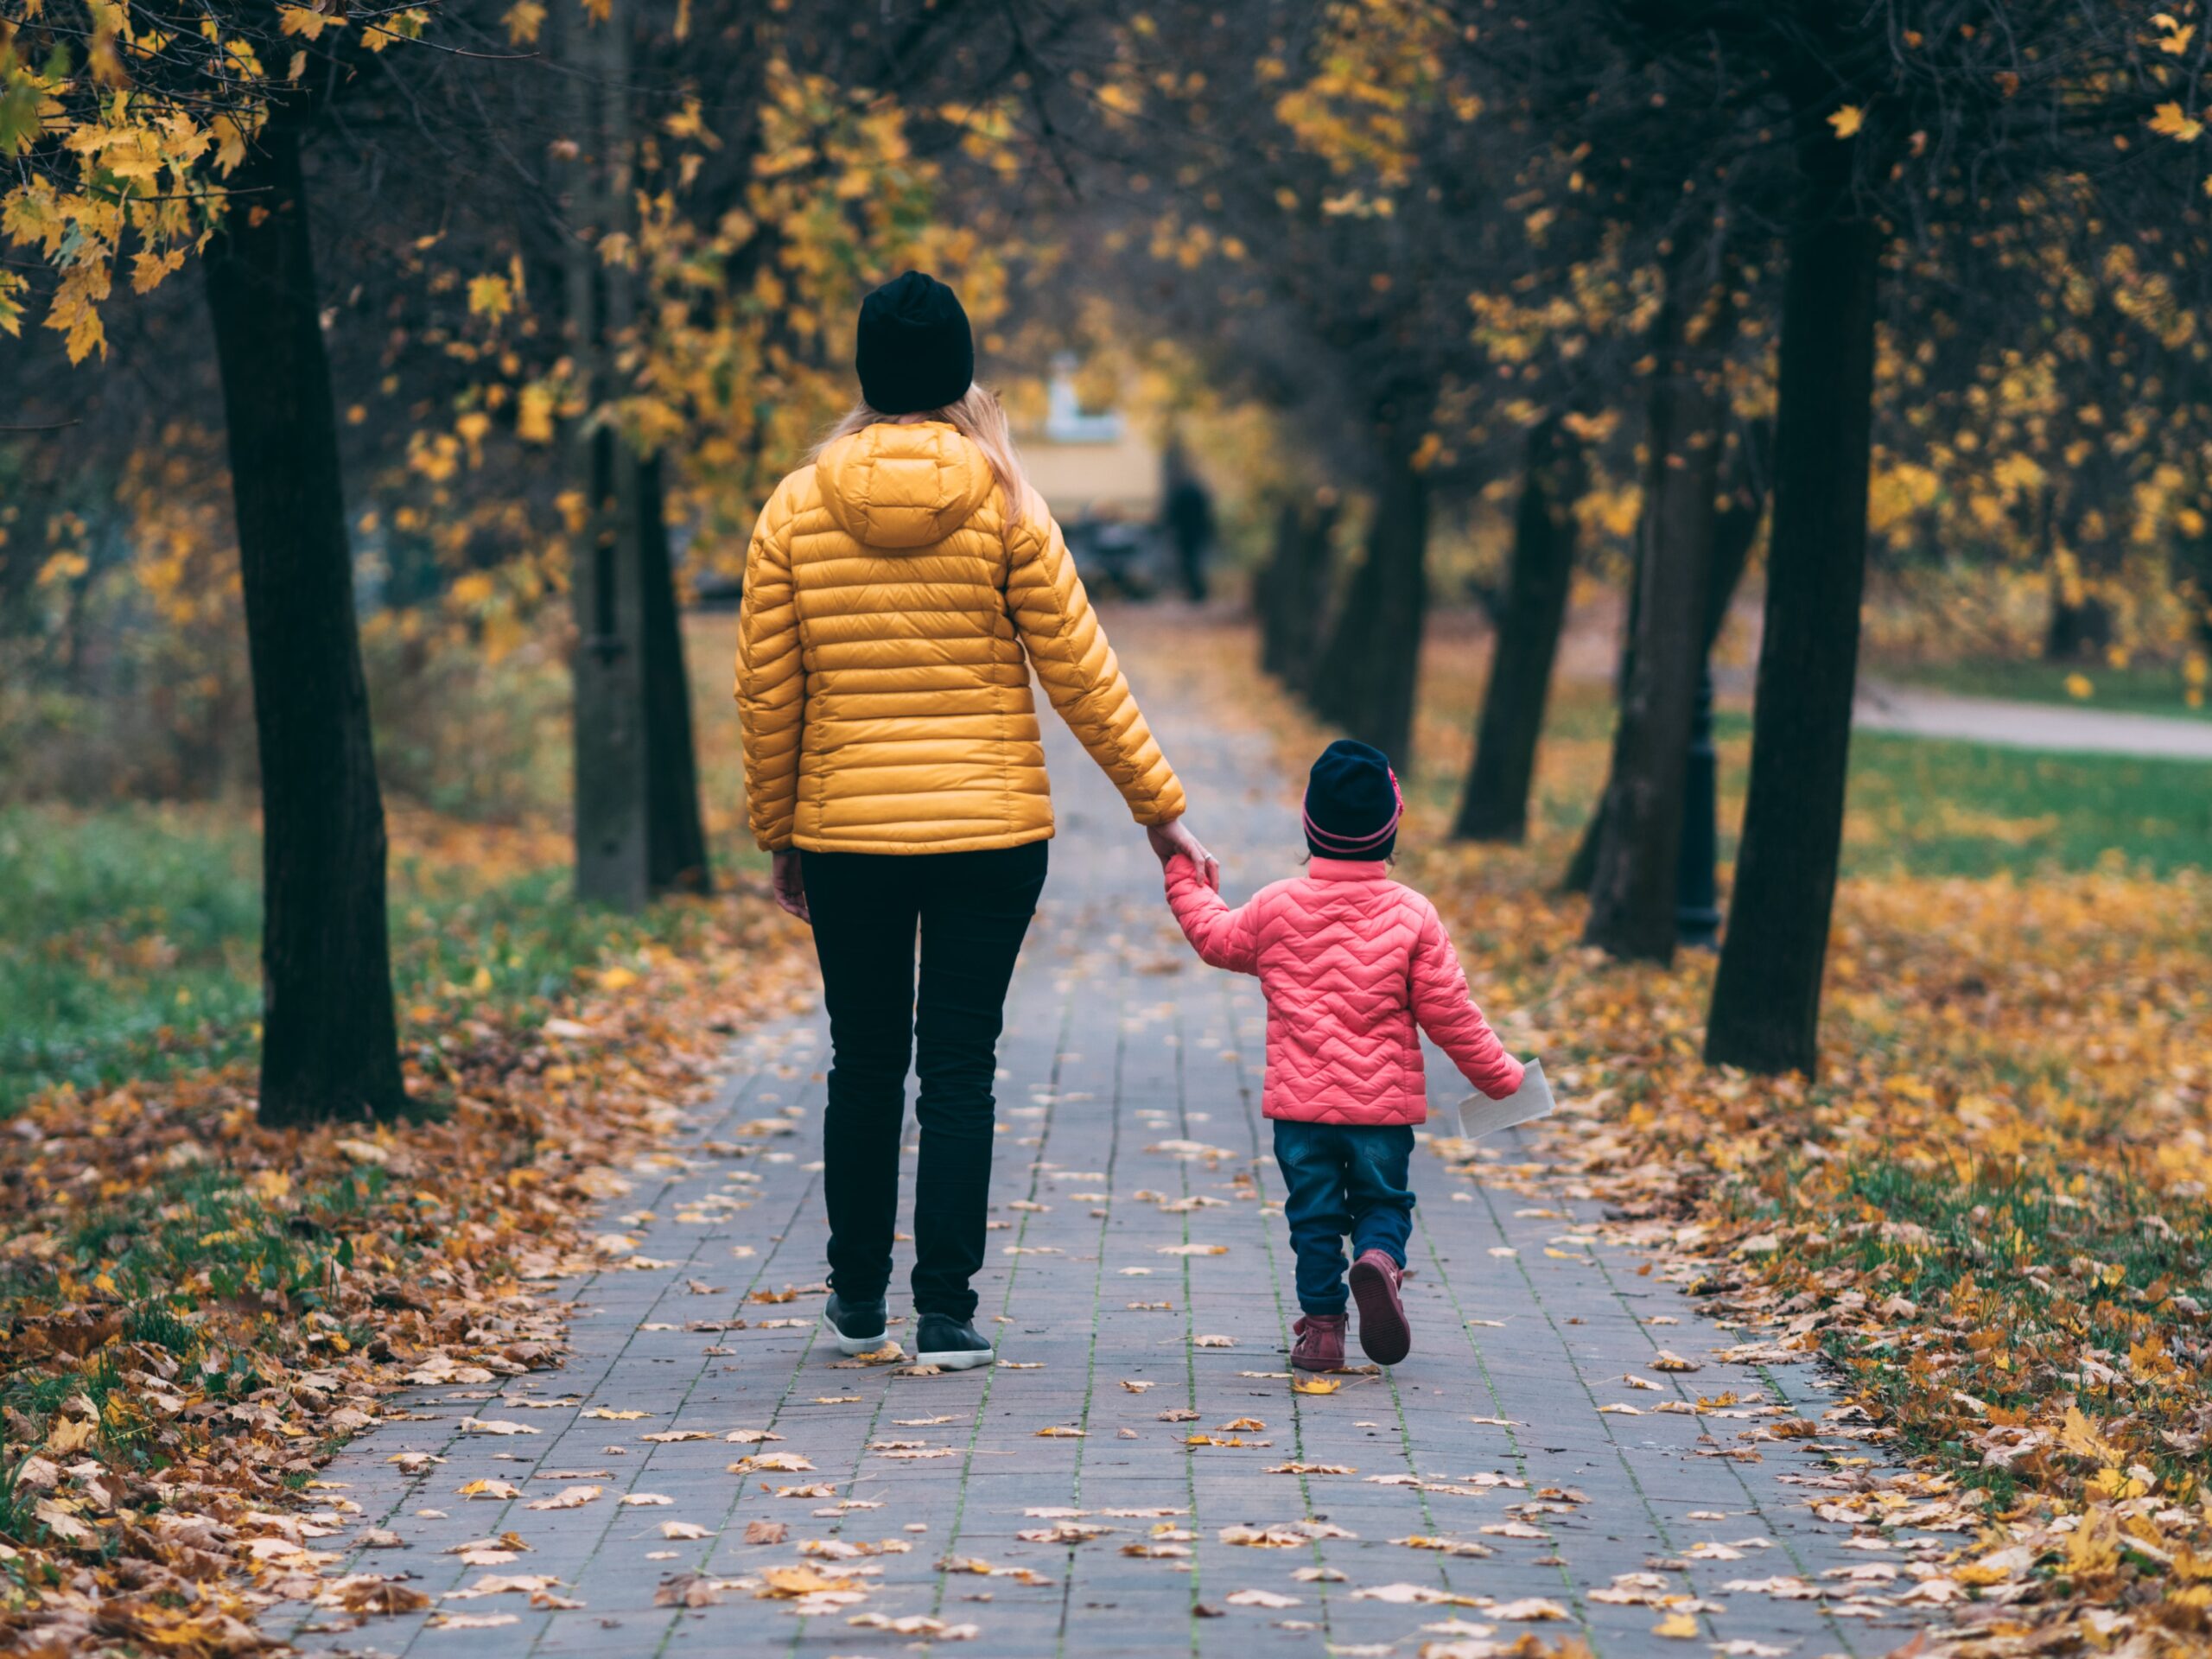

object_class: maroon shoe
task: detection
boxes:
[1289,1312,1347,1372]
[1349,1249,1410,1365]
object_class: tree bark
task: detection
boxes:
[1703,418,1771,652]
[203,114,406,1128]
[1561,487,1645,894]
[1584,277,1730,963]
[1454,419,1581,842]
[1312,449,1428,767]
[1259,492,1338,693]
[2042,474,2121,661]
[1560,765,1607,892]
[1565,404,1767,899]
[1675,416,1773,948]
[1705,154,1880,1076]
[1256,496,1300,679]
[2044,588,2113,660]
[565,0,652,909]
[639,453,711,893]
[2173,489,2212,655]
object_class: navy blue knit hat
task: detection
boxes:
[855,270,974,415]
[1302,739,1402,861]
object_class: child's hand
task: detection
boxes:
[1148,817,1221,890]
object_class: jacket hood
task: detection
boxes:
[813,420,996,549]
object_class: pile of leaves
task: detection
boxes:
[1413,858,2212,1656]
[1161,612,2212,1656]
[0,848,810,1656]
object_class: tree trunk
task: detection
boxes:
[2174,488,2212,656]
[1705,155,1880,1077]
[1561,775,1607,891]
[1312,451,1428,766]
[1565,404,1767,899]
[1257,496,1300,679]
[1260,492,1338,692]
[2043,473,2122,662]
[1454,419,1581,842]
[1675,416,1773,949]
[1561,483,1646,893]
[639,453,711,893]
[1584,277,1730,963]
[1307,530,1378,733]
[1282,495,1338,699]
[2044,587,2113,660]
[1703,417,1771,652]
[565,0,652,909]
[203,114,406,1128]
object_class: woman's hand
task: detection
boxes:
[771,849,810,922]
[1147,817,1220,891]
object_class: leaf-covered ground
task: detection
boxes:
[8,605,2208,1657]
[1185,612,2212,1658]
[0,791,812,1654]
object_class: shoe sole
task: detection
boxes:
[822,1312,888,1357]
[1349,1259,1411,1366]
[916,1346,996,1370]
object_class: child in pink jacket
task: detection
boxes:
[1164,740,1526,1371]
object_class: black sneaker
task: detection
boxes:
[822,1292,887,1356]
[915,1313,995,1370]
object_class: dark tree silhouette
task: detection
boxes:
[204,109,406,1125]
[1455,419,1585,842]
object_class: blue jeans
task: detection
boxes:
[1272,1121,1415,1316]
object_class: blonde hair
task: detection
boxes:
[812,385,1033,524]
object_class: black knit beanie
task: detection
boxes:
[1302,739,1402,861]
[855,271,975,415]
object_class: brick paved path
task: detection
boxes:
[272,628,1924,1659]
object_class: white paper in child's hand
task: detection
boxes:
[1441,1058,1556,1141]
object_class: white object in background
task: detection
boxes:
[1441,1058,1556,1140]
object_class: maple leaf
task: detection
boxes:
[2151,101,2204,142]
[467,273,514,323]
[524,1484,601,1510]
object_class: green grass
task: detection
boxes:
[1412,683,2212,880]
[1710,715,2212,879]
[0,1151,412,1510]
[1723,1151,2212,1500]
[0,803,763,1117]
[1885,657,2211,721]
[0,808,265,1116]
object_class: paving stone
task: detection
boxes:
[263,649,1922,1657]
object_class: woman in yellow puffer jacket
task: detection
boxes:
[735,271,1217,1370]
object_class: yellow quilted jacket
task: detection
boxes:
[734,420,1186,855]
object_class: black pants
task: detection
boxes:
[801,841,1047,1320]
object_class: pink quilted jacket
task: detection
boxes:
[1165,855,1525,1126]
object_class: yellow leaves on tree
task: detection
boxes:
[469,272,518,325]
[48,259,111,364]
[517,381,559,445]
[1,10,262,359]
[131,246,186,295]
[503,1,546,45]
[276,4,347,40]
[2150,100,2204,143]
[1269,0,1452,188]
